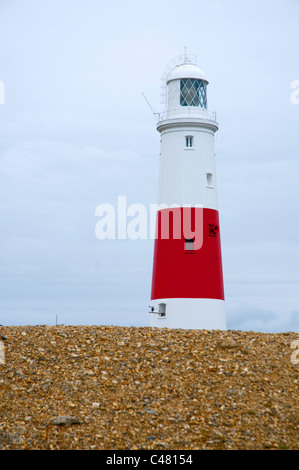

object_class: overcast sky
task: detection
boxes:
[0,0,299,332]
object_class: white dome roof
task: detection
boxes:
[166,63,208,84]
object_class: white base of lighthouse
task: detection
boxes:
[149,298,226,330]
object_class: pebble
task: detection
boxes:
[49,416,81,426]
[0,325,298,450]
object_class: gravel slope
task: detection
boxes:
[0,325,298,450]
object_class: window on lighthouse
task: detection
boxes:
[185,136,193,148]
[185,238,195,251]
[180,79,207,108]
[206,172,214,187]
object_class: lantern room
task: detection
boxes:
[164,60,210,119]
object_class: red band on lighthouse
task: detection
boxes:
[151,207,224,301]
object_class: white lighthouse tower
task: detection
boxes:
[149,52,226,330]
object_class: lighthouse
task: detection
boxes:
[149,53,226,330]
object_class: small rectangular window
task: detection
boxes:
[185,136,193,148]
[185,238,195,251]
[206,172,213,187]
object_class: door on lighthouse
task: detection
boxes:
[158,303,166,317]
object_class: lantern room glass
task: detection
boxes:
[180,79,207,108]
